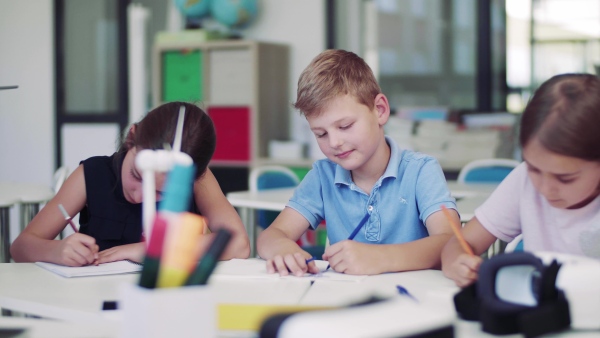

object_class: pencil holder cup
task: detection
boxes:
[119,283,216,338]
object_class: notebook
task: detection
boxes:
[35,260,142,278]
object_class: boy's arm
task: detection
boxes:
[257,207,320,276]
[323,209,454,275]
[441,216,497,287]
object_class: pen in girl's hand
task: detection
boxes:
[58,204,78,233]
[440,205,474,256]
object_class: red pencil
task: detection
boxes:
[58,204,78,233]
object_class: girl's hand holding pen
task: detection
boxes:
[266,252,320,277]
[442,253,483,288]
[53,233,99,267]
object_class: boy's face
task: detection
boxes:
[307,94,389,173]
[523,137,600,209]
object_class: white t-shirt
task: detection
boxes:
[475,162,600,258]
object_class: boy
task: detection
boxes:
[257,50,458,276]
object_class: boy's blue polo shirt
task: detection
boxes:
[287,136,456,245]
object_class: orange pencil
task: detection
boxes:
[440,205,474,256]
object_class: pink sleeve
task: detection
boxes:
[474,163,527,242]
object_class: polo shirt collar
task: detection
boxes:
[333,136,402,186]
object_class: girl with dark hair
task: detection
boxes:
[11,102,250,266]
[442,73,600,287]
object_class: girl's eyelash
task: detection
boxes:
[130,169,142,182]
[558,178,575,184]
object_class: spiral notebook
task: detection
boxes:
[35,260,142,278]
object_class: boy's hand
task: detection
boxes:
[96,242,146,265]
[54,233,99,266]
[323,240,384,275]
[442,253,483,287]
[266,252,320,277]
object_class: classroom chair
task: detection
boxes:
[249,165,299,229]
[248,166,299,254]
[457,158,520,257]
[504,234,524,253]
[457,158,521,184]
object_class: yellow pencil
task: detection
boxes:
[440,205,474,256]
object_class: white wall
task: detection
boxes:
[0,0,54,185]
[243,0,327,144]
[0,0,325,181]
[0,0,54,243]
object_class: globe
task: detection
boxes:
[174,0,212,19]
[210,0,258,29]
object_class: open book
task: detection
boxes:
[35,260,142,278]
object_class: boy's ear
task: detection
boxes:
[374,94,391,126]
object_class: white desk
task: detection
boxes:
[0,183,54,262]
[0,260,593,338]
[0,317,117,338]
[227,182,496,256]
[0,263,311,325]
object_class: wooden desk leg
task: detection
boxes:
[0,207,11,263]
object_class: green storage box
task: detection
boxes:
[162,50,203,102]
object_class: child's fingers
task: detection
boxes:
[66,238,97,265]
[323,241,344,259]
[265,259,276,274]
[307,261,320,274]
[271,256,290,276]
[283,254,304,276]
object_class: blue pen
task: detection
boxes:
[305,257,316,264]
[396,285,419,302]
[325,212,370,271]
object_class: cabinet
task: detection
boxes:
[152,40,290,192]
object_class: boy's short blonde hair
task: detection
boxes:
[294,49,381,118]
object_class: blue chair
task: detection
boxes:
[505,234,524,252]
[249,166,300,229]
[457,159,521,257]
[458,159,521,184]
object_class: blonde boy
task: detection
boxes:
[257,50,458,276]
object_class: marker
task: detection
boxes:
[441,205,475,256]
[58,204,78,233]
[325,212,370,271]
[138,216,168,289]
[186,229,232,285]
[157,213,204,288]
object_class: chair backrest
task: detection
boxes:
[249,166,300,229]
[53,166,70,194]
[504,234,524,253]
[457,159,521,184]
[249,165,300,192]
